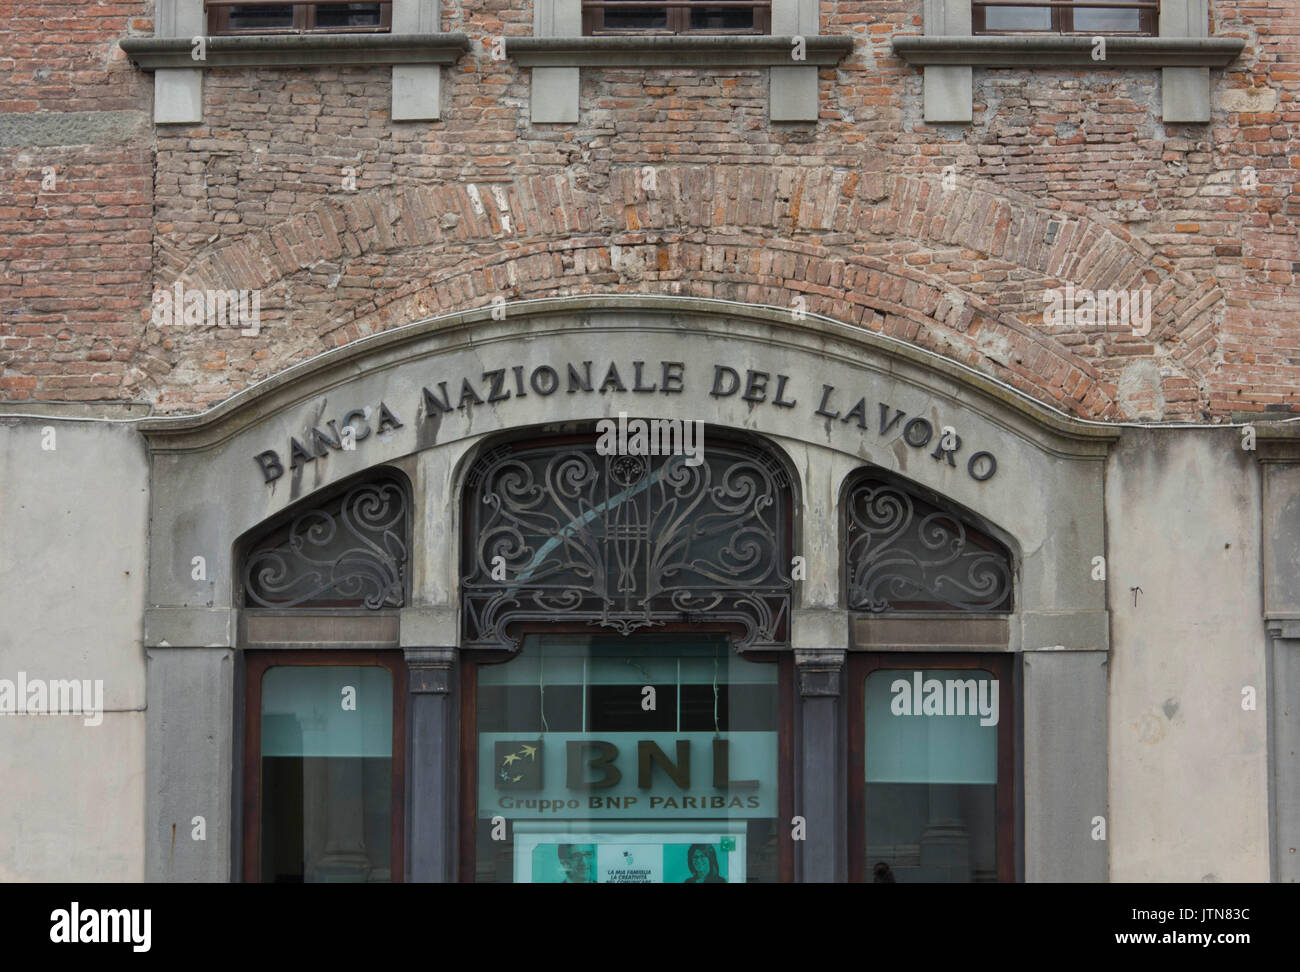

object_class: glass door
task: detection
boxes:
[464,634,792,883]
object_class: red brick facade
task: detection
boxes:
[1,2,1296,419]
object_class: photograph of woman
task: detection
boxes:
[683,844,726,883]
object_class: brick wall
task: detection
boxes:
[1,0,1297,420]
[0,0,152,401]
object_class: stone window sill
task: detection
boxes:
[507,35,854,68]
[891,34,1243,68]
[119,32,470,70]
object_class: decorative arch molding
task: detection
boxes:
[139,295,1115,654]
[137,297,1115,886]
[139,294,1117,449]
[138,165,1225,420]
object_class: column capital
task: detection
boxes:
[795,648,846,697]
[1266,618,1300,640]
[403,646,457,694]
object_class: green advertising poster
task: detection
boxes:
[513,825,746,883]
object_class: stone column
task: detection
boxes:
[793,608,848,882]
[144,608,237,882]
[1266,623,1299,882]
[404,646,458,882]
[1260,430,1300,882]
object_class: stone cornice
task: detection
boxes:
[119,32,471,70]
[891,34,1244,68]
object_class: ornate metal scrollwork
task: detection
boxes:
[243,479,408,609]
[462,438,793,649]
[846,479,1012,613]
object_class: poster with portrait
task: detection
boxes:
[513,827,746,884]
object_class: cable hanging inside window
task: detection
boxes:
[538,650,548,735]
[713,649,720,738]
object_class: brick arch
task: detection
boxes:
[139,166,1224,418]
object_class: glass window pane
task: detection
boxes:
[1073,2,1141,32]
[864,669,999,883]
[476,636,780,883]
[984,5,1052,30]
[689,6,755,30]
[602,5,670,30]
[260,666,392,882]
[228,5,295,30]
[314,3,384,28]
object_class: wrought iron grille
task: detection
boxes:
[845,478,1013,613]
[242,478,408,609]
[462,437,793,649]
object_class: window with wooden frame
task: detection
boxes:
[582,0,771,36]
[972,1,1158,35]
[207,1,392,35]
[242,650,407,883]
[847,652,1015,883]
[460,633,795,884]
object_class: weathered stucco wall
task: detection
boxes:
[0,417,149,880]
[1106,427,1271,881]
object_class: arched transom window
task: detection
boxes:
[462,434,795,649]
[241,475,410,610]
[845,476,1013,613]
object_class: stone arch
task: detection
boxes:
[136,166,1225,420]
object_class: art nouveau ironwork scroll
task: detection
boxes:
[845,478,1013,613]
[462,438,793,649]
[243,478,409,609]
